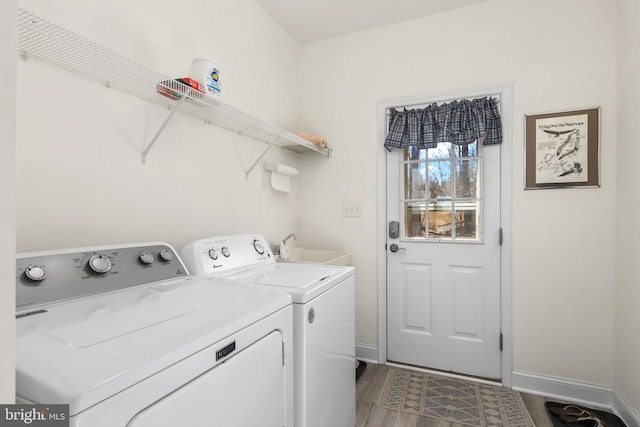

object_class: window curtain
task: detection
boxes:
[384,97,502,150]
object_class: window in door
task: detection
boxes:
[402,141,482,241]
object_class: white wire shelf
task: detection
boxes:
[16,8,331,164]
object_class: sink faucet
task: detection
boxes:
[279,233,296,260]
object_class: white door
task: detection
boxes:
[386,138,502,379]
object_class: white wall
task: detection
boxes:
[0,0,17,404]
[615,0,640,416]
[296,0,617,388]
[16,0,304,254]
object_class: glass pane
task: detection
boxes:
[428,200,452,238]
[404,202,426,237]
[404,162,427,199]
[453,141,477,157]
[428,160,451,199]
[399,138,482,242]
[454,200,479,239]
[404,147,426,161]
[455,159,478,198]
[427,142,452,160]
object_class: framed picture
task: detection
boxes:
[524,107,600,189]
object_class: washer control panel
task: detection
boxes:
[16,242,188,310]
[181,235,274,276]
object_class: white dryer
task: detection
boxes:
[15,242,294,427]
[181,234,356,427]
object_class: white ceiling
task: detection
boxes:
[255,0,491,44]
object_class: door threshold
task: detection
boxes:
[386,361,502,387]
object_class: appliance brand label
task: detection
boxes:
[216,341,236,361]
[0,405,69,426]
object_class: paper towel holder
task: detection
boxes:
[264,162,298,192]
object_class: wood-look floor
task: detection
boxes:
[356,363,554,427]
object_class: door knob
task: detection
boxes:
[389,243,406,253]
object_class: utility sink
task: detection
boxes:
[279,248,352,266]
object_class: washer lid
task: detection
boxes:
[15,276,291,415]
[220,262,354,303]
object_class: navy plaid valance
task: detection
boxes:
[384,97,502,150]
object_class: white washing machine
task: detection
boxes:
[15,242,294,427]
[181,234,356,427]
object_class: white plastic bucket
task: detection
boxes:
[189,58,221,97]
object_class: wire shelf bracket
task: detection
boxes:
[141,96,186,164]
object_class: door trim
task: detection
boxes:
[376,85,513,386]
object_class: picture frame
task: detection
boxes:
[524,107,600,189]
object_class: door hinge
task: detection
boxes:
[498,228,503,246]
[499,332,503,352]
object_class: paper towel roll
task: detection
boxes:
[264,162,298,192]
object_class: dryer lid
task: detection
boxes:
[15,276,291,415]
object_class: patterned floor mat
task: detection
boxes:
[376,368,535,427]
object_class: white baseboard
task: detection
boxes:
[512,370,640,427]
[614,391,640,427]
[512,370,614,407]
[356,343,379,365]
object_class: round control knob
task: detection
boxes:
[221,247,230,258]
[208,249,219,260]
[139,251,154,264]
[25,264,47,282]
[88,255,111,274]
[159,249,174,262]
[253,240,265,255]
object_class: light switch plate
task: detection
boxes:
[342,201,362,217]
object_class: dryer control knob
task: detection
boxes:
[253,240,265,255]
[88,255,111,274]
[159,249,174,262]
[221,247,230,258]
[208,249,219,260]
[25,265,47,282]
[139,251,154,264]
